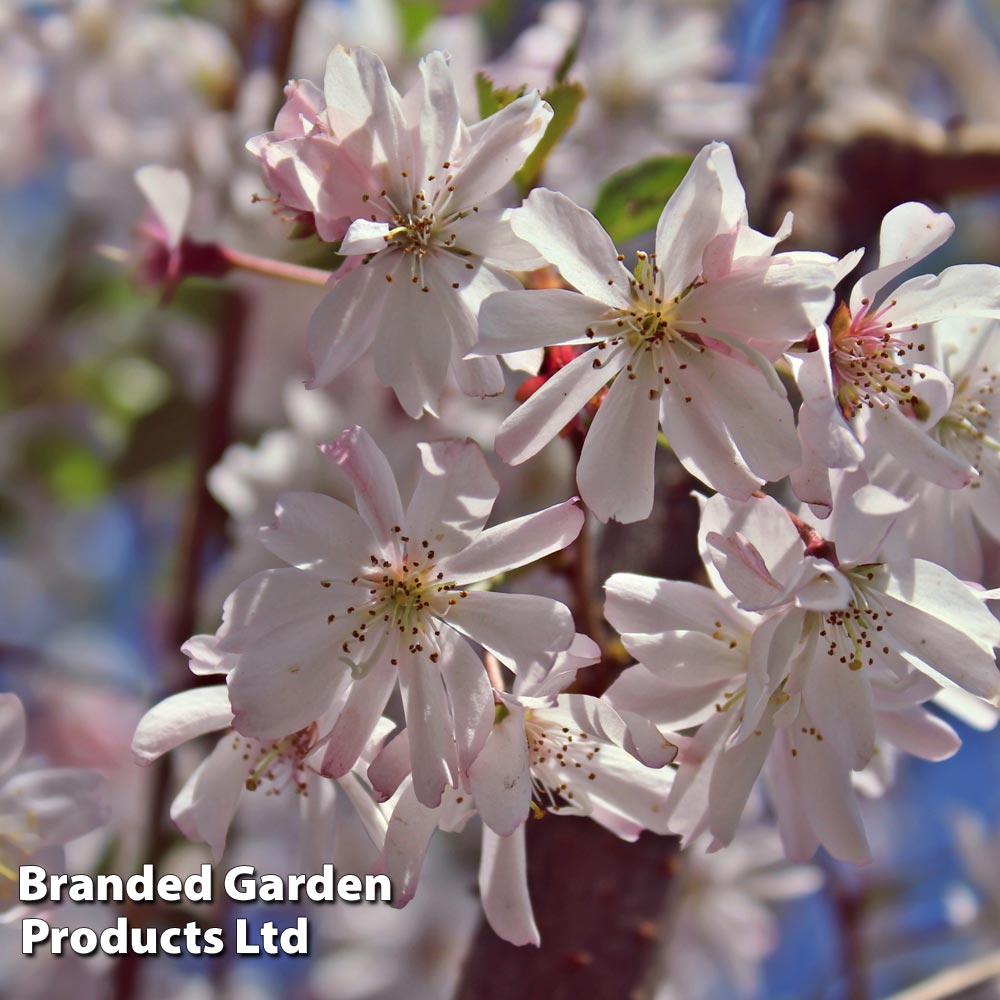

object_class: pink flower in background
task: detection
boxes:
[473,143,837,521]
[218,426,583,809]
[133,165,193,294]
[0,694,107,912]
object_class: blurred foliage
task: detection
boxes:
[24,432,110,507]
[394,0,441,51]
[593,155,695,244]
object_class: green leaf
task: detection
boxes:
[394,0,440,51]
[592,155,694,246]
[475,71,525,120]
[516,80,585,195]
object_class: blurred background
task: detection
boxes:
[5,1,1000,997]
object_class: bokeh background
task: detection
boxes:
[5,1,1000,997]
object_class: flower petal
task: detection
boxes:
[468,704,531,836]
[132,687,233,765]
[259,491,372,576]
[321,637,400,778]
[510,188,630,305]
[169,738,246,862]
[376,779,441,906]
[577,355,661,523]
[472,289,614,357]
[479,827,539,946]
[445,590,575,670]
[877,706,960,761]
[850,202,955,313]
[451,92,552,208]
[404,439,498,559]
[436,499,584,584]
[320,425,405,560]
[135,165,191,249]
[307,254,394,388]
[654,142,731,295]
[438,628,493,777]
[496,344,627,465]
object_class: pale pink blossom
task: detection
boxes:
[213,426,583,809]
[603,474,999,863]
[791,202,1000,514]
[245,78,329,236]
[870,319,1000,581]
[473,142,837,521]
[247,46,553,416]
[373,655,674,946]
[0,694,107,913]
[133,165,193,294]
[132,676,390,863]
[655,826,822,1000]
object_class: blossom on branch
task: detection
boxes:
[372,648,674,946]
[210,426,583,810]
[249,46,553,417]
[473,142,837,522]
[131,674,390,863]
[604,477,1000,863]
[791,201,1000,514]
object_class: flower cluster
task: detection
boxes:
[132,43,1000,950]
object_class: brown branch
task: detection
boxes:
[454,447,696,1000]
[455,818,679,1000]
[111,289,246,1000]
[747,0,1000,256]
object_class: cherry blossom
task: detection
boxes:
[869,319,1000,581]
[132,165,194,297]
[215,426,583,809]
[131,677,389,863]
[473,141,837,521]
[655,826,822,1000]
[791,201,1000,514]
[0,694,107,914]
[248,45,553,417]
[373,656,674,946]
[603,473,999,862]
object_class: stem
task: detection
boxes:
[218,245,333,287]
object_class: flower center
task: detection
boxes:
[583,251,707,394]
[239,722,319,795]
[934,365,1000,479]
[358,162,478,290]
[524,711,601,817]
[829,301,925,419]
[325,534,467,676]
[816,569,891,672]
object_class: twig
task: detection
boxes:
[882,949,1000,1000]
